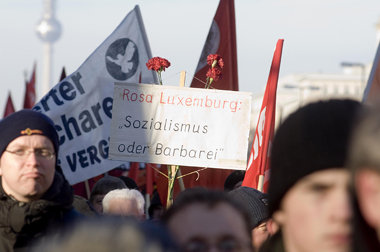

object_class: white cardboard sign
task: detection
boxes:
[109,82,252,170]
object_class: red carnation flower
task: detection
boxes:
[146,57,171,72]
[207,54,224,69]
[146,57,171,85]
[159,58,171,70]
[205,54,224,88]
[206,67,222,81]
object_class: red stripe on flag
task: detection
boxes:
[242,39,284,192]
[128,162,139,182]
[145,163,156,195]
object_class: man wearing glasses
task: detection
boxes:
[0,109,77,251]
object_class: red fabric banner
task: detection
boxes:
[242,39,284,192]
[190,0,238,91]
[23,63,36,109]
[128,162,140,182]
[145,163,156,195]
[3,92,15,118]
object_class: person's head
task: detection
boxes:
[89,175,126,214]
[268,99,361,252]
[0,109,59,202]
[102,188,145,219]
[118,175,138,189]
[224,170,245,191]
[162,188,253,252]
[348,104,380,239]
[229,186,276,251]
[32,217,178,252]
[148,190,164,221]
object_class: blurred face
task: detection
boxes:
[151,205,164,220]
[91,194,105,214]
[167,202,252,252]
[252,221,271,251]
[0,135,56,202]
[273,169,352,252]
[355,168,380,239]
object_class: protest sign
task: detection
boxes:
[109,82,252,169]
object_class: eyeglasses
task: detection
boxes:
[4,148,55,160]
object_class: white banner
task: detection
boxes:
[33,6,157,185]
[109,83,252,169]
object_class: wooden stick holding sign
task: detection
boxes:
[166,71,186,208]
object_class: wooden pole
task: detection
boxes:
[177,71,186,192]
[166,71,187,208]
[179,71,186,87]
[257,175,264,192]
[84,180,91,199]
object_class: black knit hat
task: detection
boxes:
[268,99,361,215]
[229,186,269,229]
[0,109,59,157]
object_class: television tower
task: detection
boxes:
[35,0,62,98]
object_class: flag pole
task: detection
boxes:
[84,180,91,199]
[177,71,186,192]
[257,175,264,192]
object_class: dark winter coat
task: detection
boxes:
[259,231,285,252]
[0,172,78,252]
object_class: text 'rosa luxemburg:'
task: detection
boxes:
[122,88,242,113]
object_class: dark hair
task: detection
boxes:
[351,193,380,252]
[118,176,138,189]
[148,191,163,219]
[348,105,380,173]
[224,170,245,191]
[89,176,126,203]
[162,187,252,235]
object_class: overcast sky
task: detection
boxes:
[1,0,380,111]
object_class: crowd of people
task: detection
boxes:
[0,98,380,252]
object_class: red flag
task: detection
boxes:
[242,39,284,192]
[128,162,140,182]
[59,67,67,82]
[363,42,380,104]
[23,63,36,109]
[145,163,156,195]
[3,92,15,117]
[190,0,238,91]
